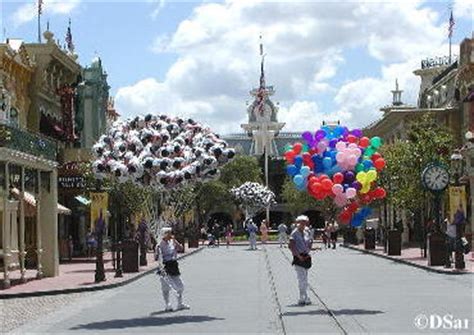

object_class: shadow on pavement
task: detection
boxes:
[283,308,384,316]
[70,315,224,330]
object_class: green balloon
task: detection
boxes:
[355,163,364,172]
[370,136,382,149]
[302,143,309,153]
[284,144,292,152]
[365,147,375,157]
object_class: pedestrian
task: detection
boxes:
[200,226,207,246]
[246,218,258,250]
[260,219,269,244]
[155,226,190,312]
[324,224,331,249]
[225,224,233,248]
[289,215,312,305]
[329,223,339,249]
[213,223,221,247]
[86,229,96,258]
[278,222,288,247]
[445,218,456,266]
[68,235,74,261]
[308,225,315,250]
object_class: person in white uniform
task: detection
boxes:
[289,215,312,305]
[278,223,288,247]
[155,227,190,311]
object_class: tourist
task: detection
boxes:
[278,222,288,247]
[225,224,233,248]
[445,218,457,266]
[86,229,96,258]
[324,224,331,249]
[155,226,190,312]
[289,215,312,305]
[200,226,207,246]
[308,225,315,250]
[260,219,269,244]
[212,223,221,247]
[246,218,258,250]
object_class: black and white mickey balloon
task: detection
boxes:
[230,182,277,213]
[92,114,235,189]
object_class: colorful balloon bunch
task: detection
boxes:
[285,125,387,226]
[92,114,235,189]
[230,182,276,215]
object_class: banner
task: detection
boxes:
[448,186,467,224]
[90,192,108,230]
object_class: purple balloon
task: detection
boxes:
[352,181,362,191]
[342,127,350,137]
[344,171,355,183]
[329,139,338,149]
[315,129,327,141]
[302,131,313,142]
[351,128,363,138]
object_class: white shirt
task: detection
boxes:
[156,239,177,262]
[278,224,287,234]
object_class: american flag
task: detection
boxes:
[38,0,43,15]
[66,19,74,52]
[448,10,455,38]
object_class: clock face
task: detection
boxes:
[422,165,450,191]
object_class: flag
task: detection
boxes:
[38,0,43,15]
[65,19,74,52]
[448,10,455,38]
[259,35,263,55]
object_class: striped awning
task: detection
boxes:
[11,188,71,215]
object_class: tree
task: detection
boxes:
[281,177,319,216]
[219,155,262,187]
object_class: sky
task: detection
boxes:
[2,0,473,135]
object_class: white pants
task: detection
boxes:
[278,233,288,247]
[294,265,309,302]
[160,275,184,306]
[249,233,257,249]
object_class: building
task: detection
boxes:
[365,36,474,245]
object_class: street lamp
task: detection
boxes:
[449,150,466,270]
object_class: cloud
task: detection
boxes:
[12,0,81,26]
[150,0,166,19]
[116,0,456,135]
[454,0,473,20]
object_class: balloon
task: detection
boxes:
[374,158,386,170]
[344,171,355,183]
[329,139,338,148]
[315,129,327,141]
[359,137,370,148]
[351,128,363,138]
[293,175,304,186]
[367,170,377,182]
[286,165,298,176]
[363,159,373,170]
[346,187,357,198]
[332,183,344,195]
[294,155,303,168]
[351,181,362,190]
[321,178,333,191]
[370,136,382,149]
[300,166,311,178]
[293,142,303,154]
[302,131,314,145]
[347,134,357,143]
[323,157,333,169]
[356,171,367,183]
[335,141,346,151]
[333,172,344,184]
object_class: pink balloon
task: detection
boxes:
[346,187,357,199]
[335,141,346,151]
[348,154,358,166]
[332,183,344,195]
[336,152,345,163]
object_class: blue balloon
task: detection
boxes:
[363,160,373,170]
[300,166,311,178]
[334,126,344,137]
[293,175,304,186]
[294,155,303,169]
[286,165,298,176]
[322,157,332,169]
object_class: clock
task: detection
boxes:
[422,163,450,192]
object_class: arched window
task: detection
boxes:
[9,107,19,127]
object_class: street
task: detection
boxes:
[8,245,473,334]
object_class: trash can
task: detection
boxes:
[387,229,401,255]
[427,231,447,266]
[122,240,139,273]
[364,228,376,250]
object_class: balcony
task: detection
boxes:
[0,123,57,162]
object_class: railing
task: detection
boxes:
[432,61,458,86]
[0,123,57,161]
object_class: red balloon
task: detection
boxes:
[371,152,382,162]
[322,179,333,191]
[359,136,370,148]
[333,172,344,184]
[293,142,303,154]
[375,187,387,199]
[348,202,359,213]
[284,150,295,164]
[347,134,357,143]
[302,152,311,162]
[374,158,386,170]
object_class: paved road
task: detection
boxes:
[9,245,473,334]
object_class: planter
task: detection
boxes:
[364,228,376,250]
[122,240,139,273]
[387,229,401,255]
[188,238,199,248]
[427,231,447,266]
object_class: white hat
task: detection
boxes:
[295,215,309,222]
[160,227,172,234]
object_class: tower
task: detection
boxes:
[391,79,403,106]
[241,36,285,156]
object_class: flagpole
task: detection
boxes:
[37,1,42,43]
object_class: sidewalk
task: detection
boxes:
[0,244,202,299]
[343,244,474,274]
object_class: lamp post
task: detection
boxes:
[450,150,466,270]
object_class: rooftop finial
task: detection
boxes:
[391,78,403,106]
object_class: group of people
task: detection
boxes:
[200,223,234,248]
[322,223,339,249]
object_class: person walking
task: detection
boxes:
[200,226,207,246]
[246,218,258,250]
[308,225,315,250]
[330,222,339,249]
[225,224,233,248]
[278,223,288,247]
[155,227,190,312]
[260,219,269,244]
[212,223,221,247]
[289,215,312,305]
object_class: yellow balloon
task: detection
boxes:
[356,172,367,183]
[367,170,377,182]
[360,184,371,194]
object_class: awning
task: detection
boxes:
[75,195,91,206]
[11,188,72,215]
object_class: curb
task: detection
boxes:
[0,247,204,300]
[341,244,472,275]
